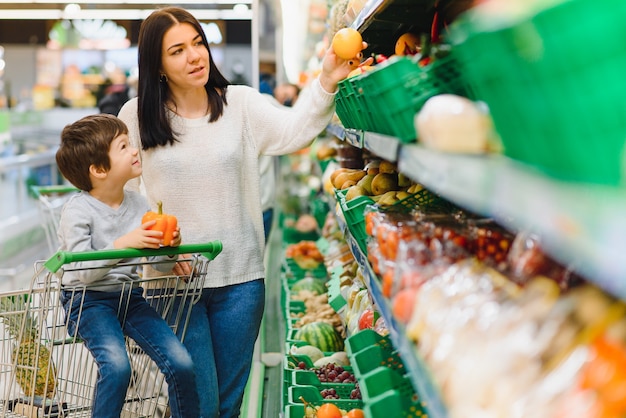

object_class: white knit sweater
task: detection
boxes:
[118,79,336,288]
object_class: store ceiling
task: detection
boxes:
[0,1,254,20]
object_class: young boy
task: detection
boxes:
[55,114,200,418]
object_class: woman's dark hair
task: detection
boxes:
[137,6,230,150]
[56,114,128,192]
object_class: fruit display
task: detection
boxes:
[328,164,431,210]
[279,2,626,417]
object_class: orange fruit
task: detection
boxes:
[332,28,363,60]
[346,408,365,418]
[395,32,420,56]
[317,403,343,418]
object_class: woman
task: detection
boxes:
[118,7,369,417]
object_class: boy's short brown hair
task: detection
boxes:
[56,114,129,191]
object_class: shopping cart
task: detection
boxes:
[0,241,222,418]
[29,185,79,256]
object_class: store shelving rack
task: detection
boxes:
[330,0,626,417]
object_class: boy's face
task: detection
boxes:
[108,133,141,183]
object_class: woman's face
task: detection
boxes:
[161,22,210,91]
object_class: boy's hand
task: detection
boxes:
[170,226,182,247]
[114,220,163,249]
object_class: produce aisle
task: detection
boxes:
[262,0,626,417]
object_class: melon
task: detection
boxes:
[290,277,327,295]
[294,321,344,352]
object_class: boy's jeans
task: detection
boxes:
[61,287,200,418]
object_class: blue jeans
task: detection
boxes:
[172,279,265,418]
[262,208,274,244]
[61,287,200,418]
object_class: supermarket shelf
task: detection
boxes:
[334,207,448,418]
[399,144,626,299]
[328,122,626,301]
[326,125,399,163]
[350,0,437,57]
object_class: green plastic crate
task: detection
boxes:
[336,74,377,131]
[326,271,346,312]
[383,188,455,215]
[366,388,428,418]
[335,189,373,253]
[288,385,363,410]
[345,329,394,357]
[449,0,626,185]
[291,370,357,399]
[360,367,428,417]
[360,367,414,401]
[358,57,431,142]
[351,345,406,379]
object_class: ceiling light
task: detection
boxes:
[63,3,81,17]
[233,3,249,13]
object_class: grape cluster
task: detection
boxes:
[320,388,339,399]
[313,363,356,383]
[350,382,361,400]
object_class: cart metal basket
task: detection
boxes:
[29,185,79,256]
[0,241,222,418]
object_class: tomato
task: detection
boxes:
[345,408,365,418]
[358,309,378,330]
[332,28,363,60]
[317,403,343,418]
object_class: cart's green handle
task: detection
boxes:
[44,241,223,273]
[29,184,79,198]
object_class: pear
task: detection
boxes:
[331,169,350,188]
[407,183,424,194]
[330,168,349,183]
[333,170,366,189]
[364,160,381,176]
[395,191,411,201]
[345,185,368,201]
[398,172,412,188]
[378,160,396,174]
[371,173,398,195]
[340,180,357,189]
[356,174,375,195]
[378,191,400,206]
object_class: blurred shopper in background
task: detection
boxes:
[118,6,370,417]
[98,75,138,116]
